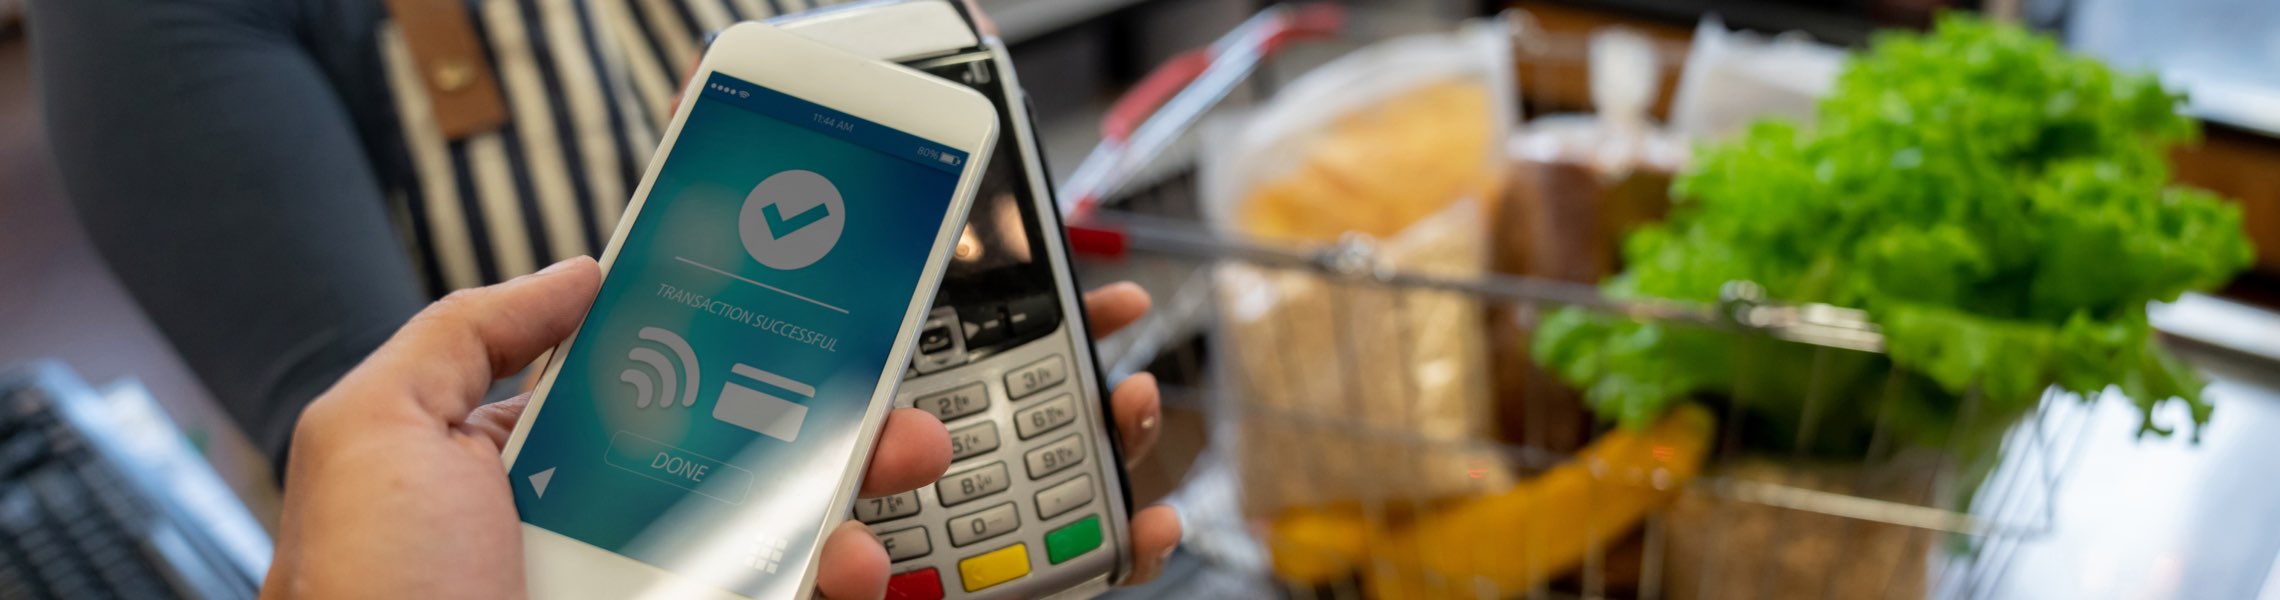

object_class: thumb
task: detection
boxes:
[464,394,533,450]
[346,257,602,423]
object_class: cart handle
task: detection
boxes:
[1068,223,1128,259]
[1059,3,1343,222]
[1099,3,1345,143]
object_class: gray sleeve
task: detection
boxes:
[30,0,426,467]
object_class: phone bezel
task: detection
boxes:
[497,21,999,600]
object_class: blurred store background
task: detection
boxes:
[5,0,2280,598]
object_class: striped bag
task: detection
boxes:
[378,0,851,293]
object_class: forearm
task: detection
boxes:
[31,0,426,469]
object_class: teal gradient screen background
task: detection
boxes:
[509,75,962,598]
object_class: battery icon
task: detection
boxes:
[937,153,959,166]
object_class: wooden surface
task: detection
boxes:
[1511,2,1694,120]
[2172,126,2280,277]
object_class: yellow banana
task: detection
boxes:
[1266,404,1716,598]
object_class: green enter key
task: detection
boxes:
[1044,515,1102,564]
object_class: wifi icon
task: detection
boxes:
[621,327,700,408]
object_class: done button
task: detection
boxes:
[604,431,754,504]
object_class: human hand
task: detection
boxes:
[745,282,1183,598]
[263,258,604,599]
[263,258,1180,599]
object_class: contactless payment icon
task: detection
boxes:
[738,170,845,270]
[621,327,699,409]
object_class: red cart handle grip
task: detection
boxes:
[1065,224,1129,260]
[1098,3,1346,143]
[1101,52,1211,143]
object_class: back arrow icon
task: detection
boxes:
[529,467,557,498]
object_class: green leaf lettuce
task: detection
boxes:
[1533,15,2252,446]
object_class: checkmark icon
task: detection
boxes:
[740,170,845,270]
[760,201,831,239]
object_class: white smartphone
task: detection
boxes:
[497,22,999,600]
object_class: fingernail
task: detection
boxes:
[1157,545,1175,565]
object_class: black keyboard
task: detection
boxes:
[0,363,264,600]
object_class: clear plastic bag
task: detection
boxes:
[1200,22,1516,512]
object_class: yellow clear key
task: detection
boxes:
[957,543,1031,592]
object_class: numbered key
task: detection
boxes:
[877,526,931,561]
[1004,355,1066,400]
[947,503,1020,547]
[856,491,919,523]
[1024,434,1087,479]
[1014,394,1077,439]
[913,383,987,422]
[1034,474,1095,520]
[948,422,1000,461]
[936,462,1009,507]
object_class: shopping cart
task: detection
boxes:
[1056,5,2095,599]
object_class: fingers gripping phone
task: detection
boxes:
[773,3,1135,598]
[497,23,998,600]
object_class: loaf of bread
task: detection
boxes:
[1216,76,1512,512]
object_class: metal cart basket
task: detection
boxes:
[1055,5,2097,599]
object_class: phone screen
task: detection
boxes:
[509,71,971,598]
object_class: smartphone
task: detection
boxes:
[497,22,999,600]
[776,3,1133,598]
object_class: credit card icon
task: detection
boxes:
[715,364,814,443]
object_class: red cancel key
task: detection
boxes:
[886,568,944,600]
